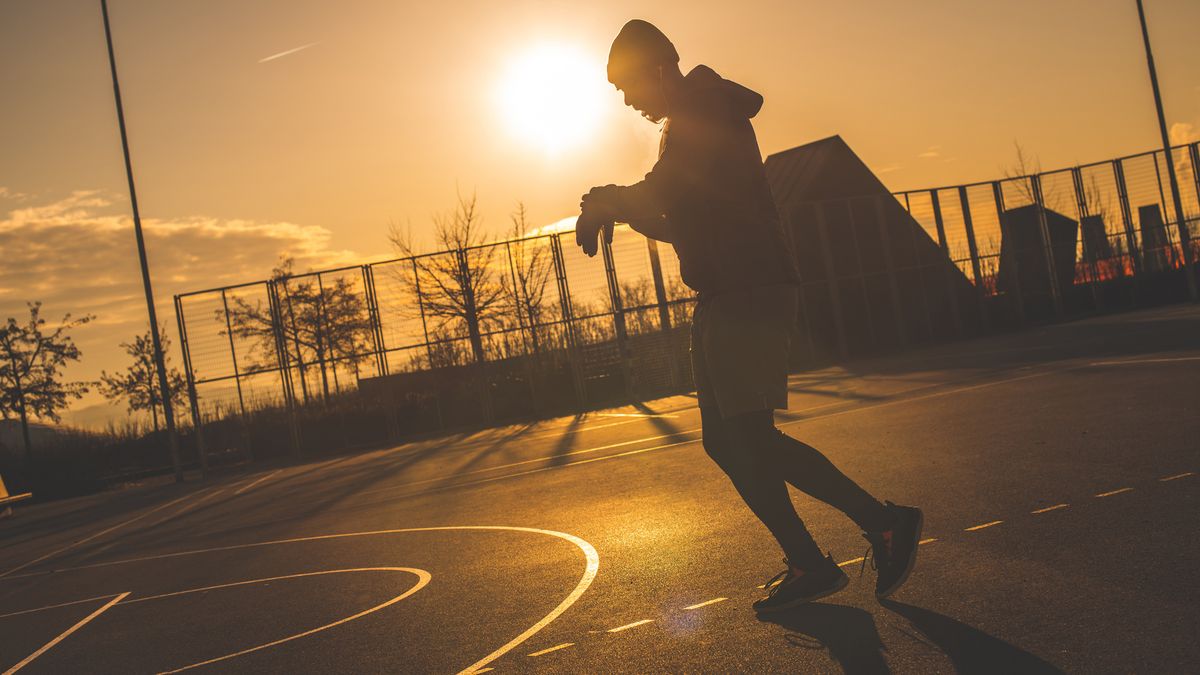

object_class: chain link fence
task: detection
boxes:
[174,142,1200,462]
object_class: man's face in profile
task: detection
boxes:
[613,67,668,123]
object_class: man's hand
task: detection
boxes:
[580,184,621,217]
[576,185,620,257]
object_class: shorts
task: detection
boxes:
[690,283,798,418]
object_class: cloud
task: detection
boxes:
[527,215,578,237]
[1169,122,1198,145]
[1168,122,1198,184]
[0,188,358,427]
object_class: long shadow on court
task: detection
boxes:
[757,602,889,674]
[879,600,1064,674]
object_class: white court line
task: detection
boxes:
[608,619,654,633]
[683,597,727,610]
[0,488,212,578]
[1159,471,1194,481]
[0,593,123,620]
[158,568,430,673]
[234,469,281,496]
[0,526,599,675]
[1032,503,1069,514]
[4,592,129,674]
[1095,487,1133,498]
[527,643,574,657]
[964,520,1003,532]
[1089,356,1200,366]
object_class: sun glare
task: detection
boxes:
[497,44,608,155]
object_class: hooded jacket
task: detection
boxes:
[617,65,799,298]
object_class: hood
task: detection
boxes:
[686,65,764,119]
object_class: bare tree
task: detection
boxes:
[98,325,187,433]
[1002,141,1047,206]
[502,203,555,352]
[0,302,93,461]
[388,191,507,364]
[224,259,372,403]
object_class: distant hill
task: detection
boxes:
[60,400,133,431]
[0,418,70,456]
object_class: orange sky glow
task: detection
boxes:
[1,0,1198,426]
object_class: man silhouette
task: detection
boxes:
[577,19,923,612]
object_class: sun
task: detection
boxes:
[496,43,608,155]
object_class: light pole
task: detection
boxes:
[100,0,187,481]
[1135,0,1197,300]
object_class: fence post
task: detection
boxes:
[814,202,849,360]
[503,240,542,413]
[267,280,302,457]
[220,289,253,461]
[1190,143,1200,215]
[1071,167,1105,311]
[550,235,587,407]
[362,265,388,377]
[1190,142,1200,273]
[645,237,682,390]
[930,190,964,335]
[174,296,207,475]
[646,239,672,331]
[958,186,991,331]
[1114,159,1143,277]
[601,235,633,399]
[455,249,493,425]
[993,182,1026,324]
[872,196,908,345]
[1029,175,1064,317]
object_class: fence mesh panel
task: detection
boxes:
[173,143,1200,450]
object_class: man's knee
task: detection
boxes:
[701,432,733,463]
[700,407,740,469]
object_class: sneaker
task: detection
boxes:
[862,501,923,598]
[753,554,849,613]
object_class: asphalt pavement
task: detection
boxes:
[1,303,1197,674]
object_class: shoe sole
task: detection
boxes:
[754,573,849,614]
[876,507,923,600]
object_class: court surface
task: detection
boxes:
[2,304,1197,673]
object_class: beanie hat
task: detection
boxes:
[607,19,679,83]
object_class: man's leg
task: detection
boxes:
[699,405,826,569]
[726,410,893,533]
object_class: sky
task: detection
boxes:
[1,0,1199,428]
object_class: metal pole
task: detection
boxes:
[994,182,1026,324]
[958,186,991,331]
[220,289,252,461]
[930,190,963,335]
[1071,167,1105,310]
[1030,175,1064,317]
[550,235,587,406]
[174,296,207,473]
[1114,159,1143,277]
[220,290,248,418]
[1136,0,1197,299]
[101,0,183,482]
